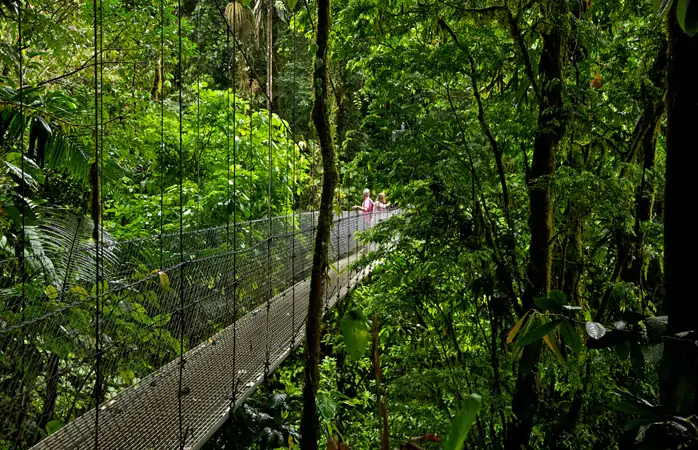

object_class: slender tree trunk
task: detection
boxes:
[468,55,510,223]
[505,6,540,101]
[659,5,698,416]
[562,215,582,305]
[507,1,566,447]
[151,59,161,101]
[38,354,61,431]
[300,0,338,445]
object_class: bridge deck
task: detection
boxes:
[32,253,367,450]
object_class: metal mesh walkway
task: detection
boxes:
[0,210,395,450]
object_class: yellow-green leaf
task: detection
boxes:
[543,334,565,364]
[159,271,170,292]
[45,285,59,301]
[70,286,89,299]
[507,312,528,344]
[516,319,563,347]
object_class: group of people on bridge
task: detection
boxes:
[352,188,391,232]
[352,188,390,214]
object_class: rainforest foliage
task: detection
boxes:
[2,0,698,448]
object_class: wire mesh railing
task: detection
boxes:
[0,209,396,449]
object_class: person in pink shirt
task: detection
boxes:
[352,188,374,214]
[352,188,374,231]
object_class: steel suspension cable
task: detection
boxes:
[289,7,297,353]
[319,144,329,317]
[264,3,273,382]
[336,185,340,305]
[93,0,103,446]
[13,2,26,445]
[231,6,239,409]
[225,14,231,279]
[211,0,308,173]
[97,0,105,442]
[177,0,186,447]
[196,5,202,226]
[159,0,165,269]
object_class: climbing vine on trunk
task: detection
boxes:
[300,0,338,446]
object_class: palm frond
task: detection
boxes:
[253,0,265,50]
[225,2,253,37]
[37,208,120,290]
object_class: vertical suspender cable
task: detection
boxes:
[92,0,102,446]
[324,158,330,317]
[264,3,273,381]
[336,186,340,303]
[97,0,105,442]
[99,0,105,335]
[14,2,26,445]
[248,86,253,168]
[230,6,239,409]
[196,5,202,226]
[177,0,185,447]
[289,8,297,352]
[159,0,165,269]
[283,47,289,303]
[225,14,231,281]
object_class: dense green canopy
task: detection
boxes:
[2,0,698,448]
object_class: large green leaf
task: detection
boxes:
[316,391,337,422]
[339,309,370,360]
[645,316,668,343]
[654,0,674,16]
[46,420,63,435]
[516,319,563,347]
[534,291,566,312]
[442,394,482,450]
[560,319,582,355]
[585,322,607,340]
[610,399,661,420]
[677,0,698,36]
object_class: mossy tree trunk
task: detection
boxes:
[300,0,338,446]
[506,0,566,447]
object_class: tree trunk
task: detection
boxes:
[507,1,566,447]
[300,0,338,445]
[663,11,696,333]
[151,59,161,101]
[468,54,510,223]
[659,4,698,417]
[616,41,666,292]
[38,354,61,431]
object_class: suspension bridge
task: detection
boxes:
[0,0,406,446]
[0,210,395,449]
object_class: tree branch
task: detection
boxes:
[504,5,541,101]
